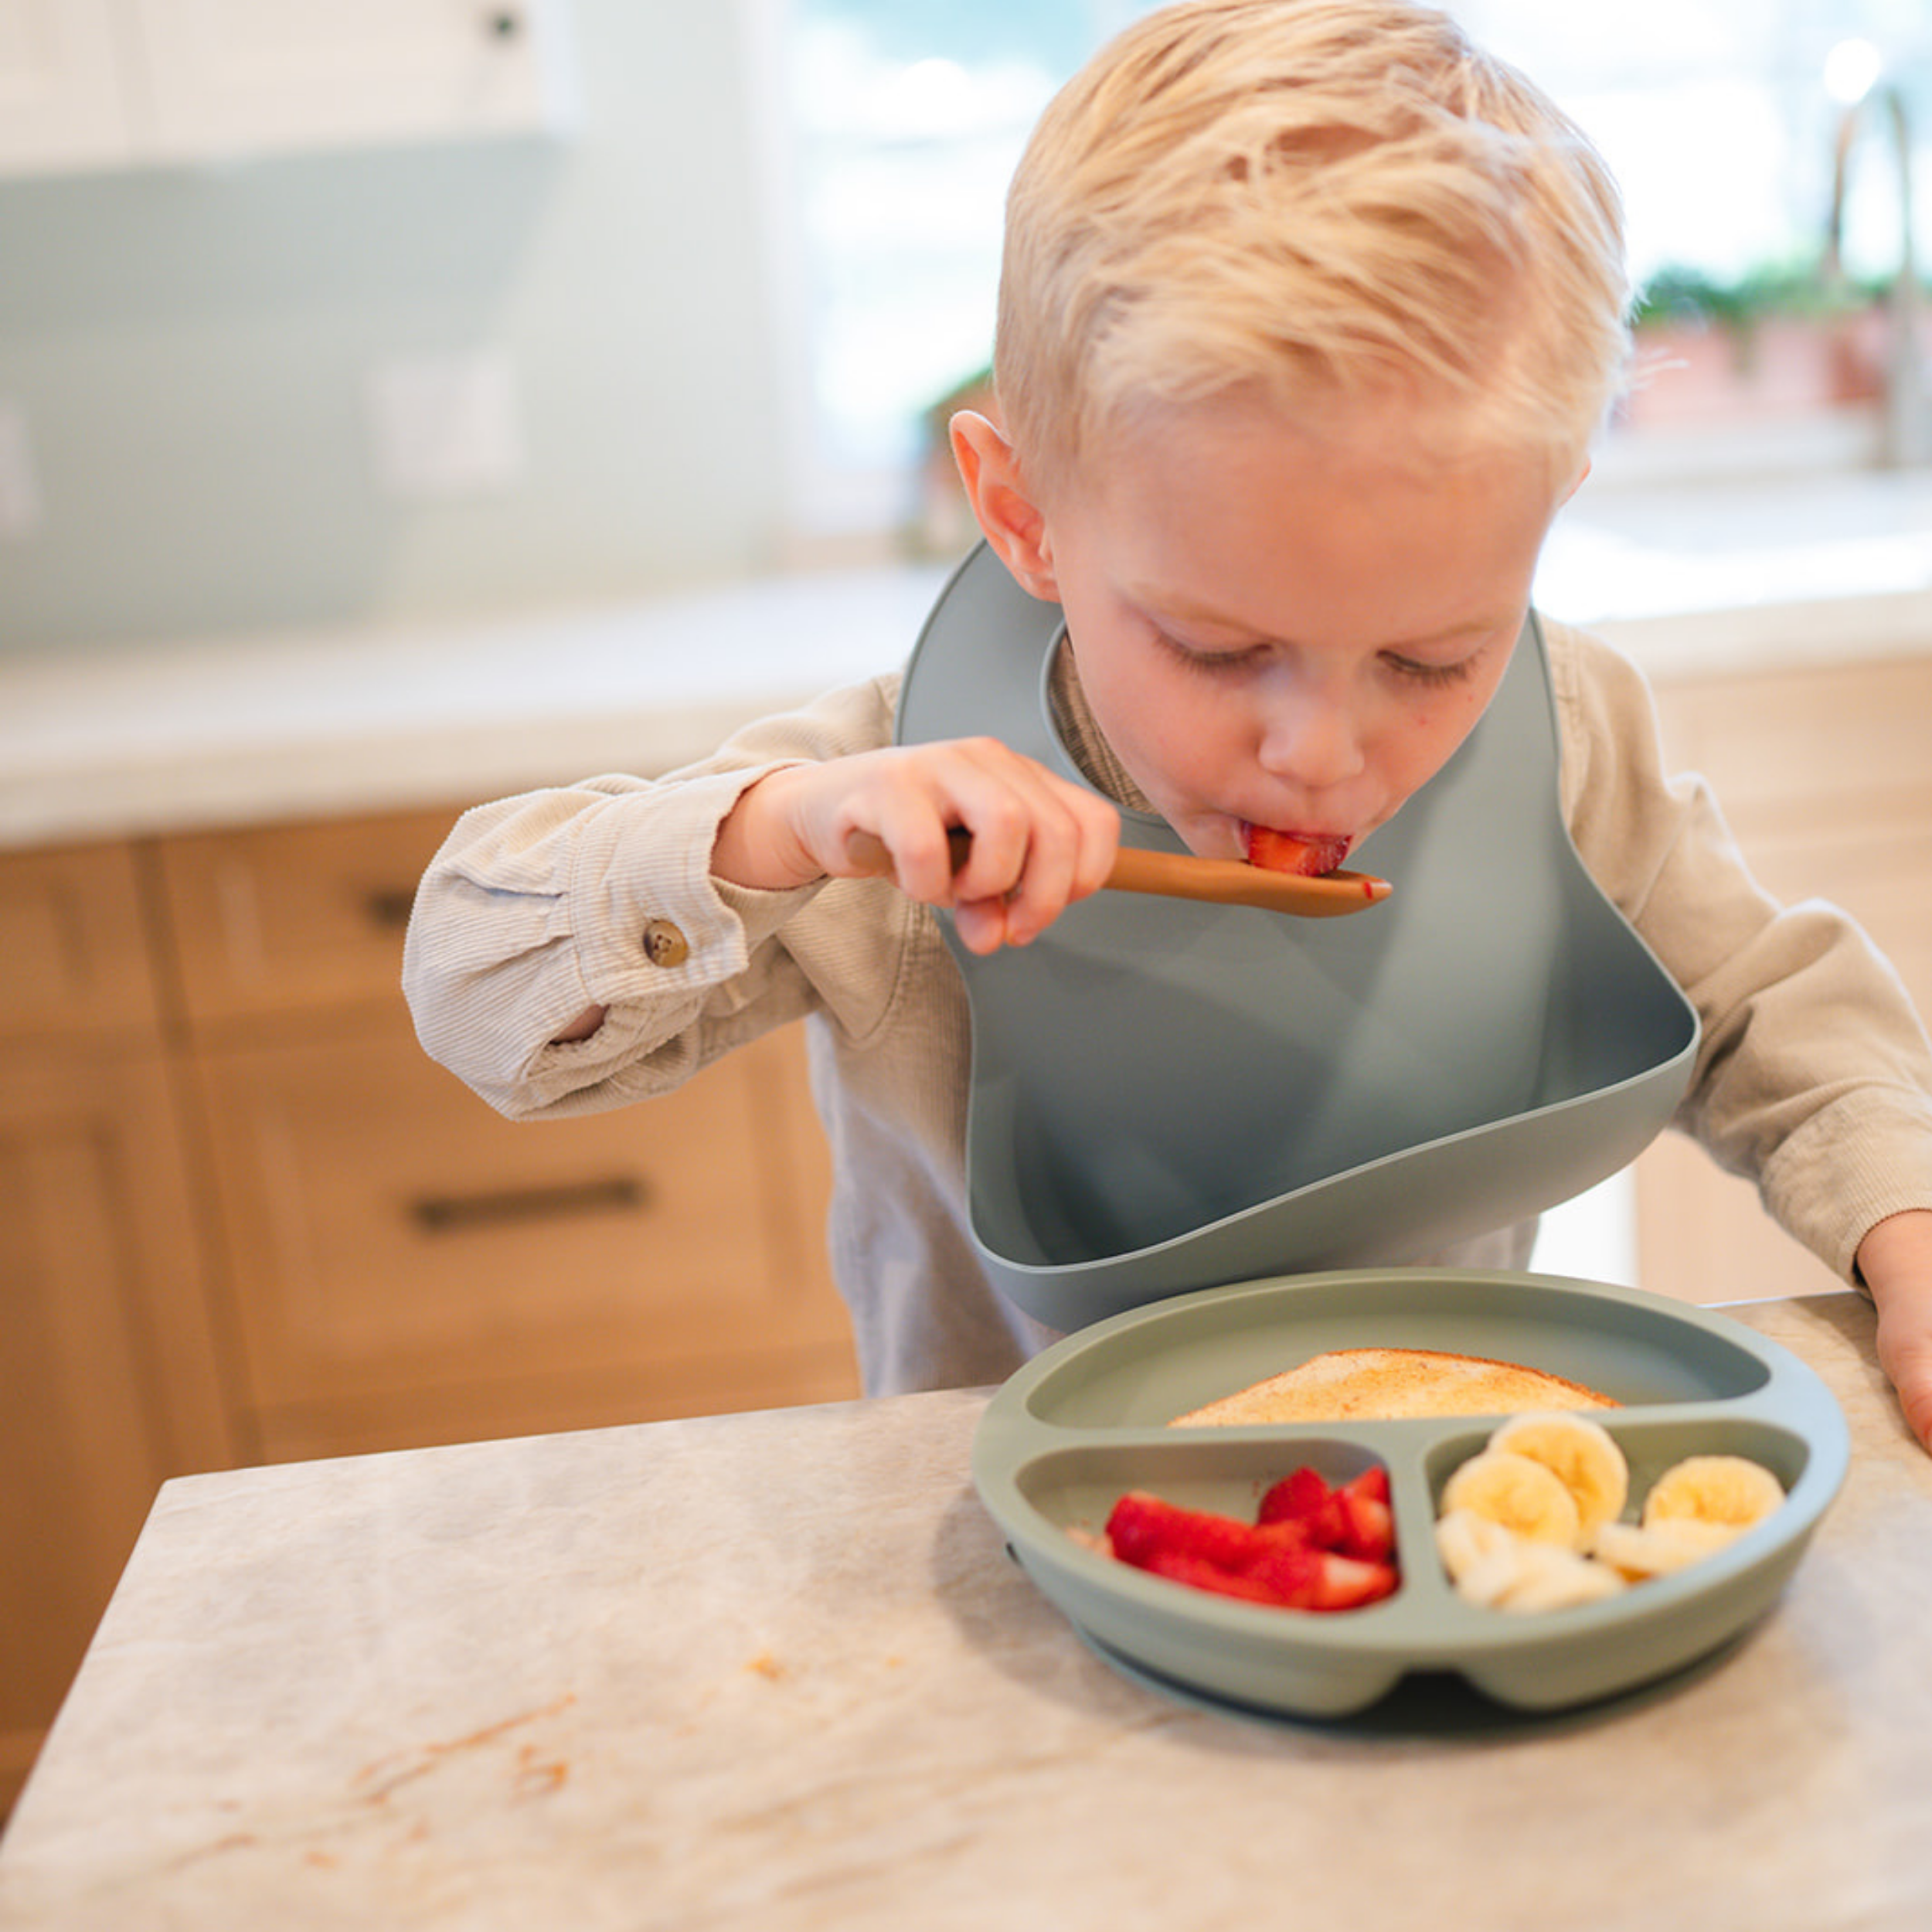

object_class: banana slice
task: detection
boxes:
[1440,1448,1581,1547]
[1494,1540,1628,1614]
[1437,1510,1627,1611]
[1487,1411,1629,1546]
[1642,1454,1786,1532]
[1593,1517,1742,1580]
[1434,1508,1525,1607]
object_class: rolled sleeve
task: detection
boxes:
[401,675,901,1120]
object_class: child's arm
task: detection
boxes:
[1858,1211,1932,1451]
[406,679,905,1107]
[546,738,1118,1044]
[1555,627,1932,1451]
[407,678,1120,1101]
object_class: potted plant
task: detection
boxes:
[1619,259,1890,427]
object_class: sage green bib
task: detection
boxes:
[898,543,1697,1332]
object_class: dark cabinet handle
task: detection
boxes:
[362,889,417,931]
[410,1175,649,1233]
[486,9,521,36]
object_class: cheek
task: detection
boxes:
[1379,691,1485,793]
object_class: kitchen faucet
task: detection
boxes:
[1825,77,1929,468]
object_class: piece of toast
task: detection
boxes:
[1168,1345,1617,1426]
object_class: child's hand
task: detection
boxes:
[1855,1210,1932,1454]
[716,739,1121,954]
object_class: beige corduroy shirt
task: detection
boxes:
[403,620,1932,1395]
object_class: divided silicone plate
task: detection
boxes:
[971,1270,1849,1719]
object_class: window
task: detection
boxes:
[749,0,1163,543]
[763,1,1932,543]
[1454,2,1932,289]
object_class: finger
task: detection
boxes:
[840,810,963,904]
[994,788,1121,944]
[995,818,1084,945]
[1874,1316,1932,1454]
[951,895,1012,956]
[940,759,1115,924]
[1891,1356,1932,1454]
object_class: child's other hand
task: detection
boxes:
[1855,1209,1932,1454]
[716,739,1121,953]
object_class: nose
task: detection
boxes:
[1255,679,1367,790]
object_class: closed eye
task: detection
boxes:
[1383,651,1480,689]
[1151,630,1267,676]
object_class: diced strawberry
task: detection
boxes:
[1105,1491,1274,1574]
[1135,1548,1291,1606]
[1244,1537,1325,1604]
[1246,1543,1397,1611]
[1104,1473,1399,1614]
[1330,1488,1395,1564]
[1257,1465,1333,1526]
[1258,1467,1393,1553]
[1345,1465,1391,1507]
[1307,1553,1400,1611]
[1245,826,1351,876]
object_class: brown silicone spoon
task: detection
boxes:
[846,829,1390,919]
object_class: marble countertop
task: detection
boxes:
[3,1291,1930,1931]
[2,469,1928,852]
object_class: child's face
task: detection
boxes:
[1029,396,1576,865]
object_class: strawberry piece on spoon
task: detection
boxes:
[1244,825,1352,878]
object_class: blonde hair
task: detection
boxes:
[995,0,1629,492]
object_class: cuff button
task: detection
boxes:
[641,919,690,968]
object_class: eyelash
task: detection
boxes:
[1155,631,1481,689]
[1385,653,1479,689]
[1155,635,1257,678]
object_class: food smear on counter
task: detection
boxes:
[1091,1464,1399,1612]
[1243,824,1352,876]
[1434,1415,1787,1613]
[1170,1345,1618,1426]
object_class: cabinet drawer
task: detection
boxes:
[152,805,464,1028]
[192,1018,855,1429]
[0,842,159,1044]
[1,1041,236,1806]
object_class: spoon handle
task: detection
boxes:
[845,830,1389,919]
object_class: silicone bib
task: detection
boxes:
[896,543,1698,1333]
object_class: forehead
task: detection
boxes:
[1056,394,1566,641]
[1078,389,1563,539]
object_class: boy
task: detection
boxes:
[403,0,1932,1447]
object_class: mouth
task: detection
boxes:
[1240,823,1354,878]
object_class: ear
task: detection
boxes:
[948,410,1060,600]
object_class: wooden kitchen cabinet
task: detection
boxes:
[0,844,237,1816]
[1,804,855,1815]
[188,1017,857,1460]
[148,804,859,1461]
[0,838,161,1043]
[1634,651,1932,1303]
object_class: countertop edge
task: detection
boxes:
[4,563,1928,851]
